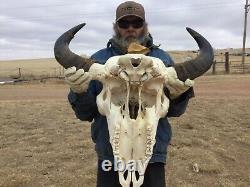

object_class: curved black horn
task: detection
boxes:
[54,23,95,71]
[174,27,214,81]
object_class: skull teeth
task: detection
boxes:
[112,126,121,156]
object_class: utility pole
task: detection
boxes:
[242,0,250,72]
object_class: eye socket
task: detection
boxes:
[140,73,148,82]
[119,70,129,81]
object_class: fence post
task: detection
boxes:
[18,68,22,78]
[54,68,57,77]
[59,66,62,76]
[225,52,230,74]
[61,66,64,76]
[212,60,216,74]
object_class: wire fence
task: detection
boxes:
[210,53,250,74]
[0,66,65,81]
[0,53,249,83]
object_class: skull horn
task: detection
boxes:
[54,23,96,71]
[174,27,214,81]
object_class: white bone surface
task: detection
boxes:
[87,54,194,186]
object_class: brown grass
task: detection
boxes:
[1,48,250,79]
[0,74,250,186]
[0,58,62,79]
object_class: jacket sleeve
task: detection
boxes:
[68,80,99,122]
[166,88,194,117]
[67,52,105,122]
[154,49,195,117]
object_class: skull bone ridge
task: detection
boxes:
[96,54,170,187]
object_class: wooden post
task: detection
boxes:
[18,68,21,78]
[61,66,64,76]
[59,66,62,77]
[212,60,216,74]
[242,0,250,73]
[62,67,64,77]
[225,52,230,74]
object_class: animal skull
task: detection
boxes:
[54,23,214,187]
[65,53,193,186]
[96,54,185,186]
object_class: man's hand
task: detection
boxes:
[163,67,194,99]
[64,66,91,94]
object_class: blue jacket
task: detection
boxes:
[68,38,194,163]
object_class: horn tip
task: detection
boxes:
[80,23,86,27]
[77,23,86,30]
[186,27,195,34]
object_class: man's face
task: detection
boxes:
[116,16,145,42]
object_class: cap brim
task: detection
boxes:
[116,14,145,22]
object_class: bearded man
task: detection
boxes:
[64,1,194,186]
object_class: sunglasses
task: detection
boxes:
[117,19,144,29]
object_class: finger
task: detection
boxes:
[168,84,187,93]
[64,66,76,77]
[166,77,183,88]
[167,82,190,95]
[67,69,85,82]
[166,77,187,93]
[184,79,194,87]
[73,72,91,85]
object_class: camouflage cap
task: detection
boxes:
[116,1,145,22]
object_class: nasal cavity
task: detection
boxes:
[131,58,141,67]
[129,101,139,119]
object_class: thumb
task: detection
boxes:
[64,66,77,77]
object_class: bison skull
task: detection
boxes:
[54,23,214,187]
[95,54,193,186]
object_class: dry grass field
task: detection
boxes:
[0,51,250,187]
[0,48,249,79]
[0,74,250,187]
[0,58,62,80]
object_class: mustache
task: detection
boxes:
[125,35,137,40]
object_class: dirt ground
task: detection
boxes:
[0,74,249,187]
